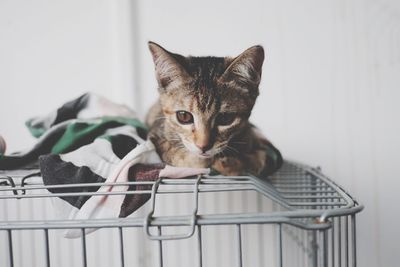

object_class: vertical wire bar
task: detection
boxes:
[324,230,329,267]
[293,228,300,262]
[338,217,342,266]
[197,226,203,267]
[310,173,318,267]
[298,229,302,267]
[305,230,309,267]
[118,227,125,267]
[344,216,349,267]
[307,230,312,267]
[7,230,14,267]
[320,230,328,267]
[237,224,243,267]
[303,229,306,267]
[302,230,306,267]
[277,224,283,267]
[330,190,334,267]
[158,226,163,267]
[44,229,50,267]
[331,220,335,267]
[296,227,300,267]
[318,230,322,267]
[351,215,357,267]
[81,228,87,267]
[303,230,310,266]
[311,228,318,266]
[306,230,311,267]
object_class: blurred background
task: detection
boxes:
[0,0,399,266]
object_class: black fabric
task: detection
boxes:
[53,93,90,126]
[40,154,106,208]
[108,134,139,159]
[136,127,147,140]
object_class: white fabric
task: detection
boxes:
[59,125,144,178]
[77,93,137,119]
[60,139,120,179]
[64,140,161,238]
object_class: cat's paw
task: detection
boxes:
[212,156,244,176]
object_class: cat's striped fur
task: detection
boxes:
[146,42,282,176]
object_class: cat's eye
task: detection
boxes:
[216,113,236,126]
[176,111,194,124]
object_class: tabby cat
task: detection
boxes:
[146,42,282,176]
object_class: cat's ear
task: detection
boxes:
[148,41,190,89]
[220,45,264,87]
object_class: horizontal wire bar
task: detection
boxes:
[277,190,336,194]
[288,202,346,207]
[273,185,331,189]
[0,205,365,232]
[0,185,261,199]
[282,195,342,200]
[0,177,258,192]
[0,160,364,233]
[0,214,332,231]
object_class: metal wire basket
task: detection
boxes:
[0,160,363,267]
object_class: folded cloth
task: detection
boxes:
[0,93,146,169]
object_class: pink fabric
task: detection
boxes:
[159,165,210,178]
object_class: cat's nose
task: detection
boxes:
[194,131,212,153]
[195,142,211,153]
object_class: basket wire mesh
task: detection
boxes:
[0,161,363,267]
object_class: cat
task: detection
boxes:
[145,42,282,176]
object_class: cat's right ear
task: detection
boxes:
[220,45,265,89]
[148,41,190,90]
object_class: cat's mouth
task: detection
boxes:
[180,138,215,159]
[197,152,213,158]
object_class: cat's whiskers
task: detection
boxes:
[226,145,239,154]
[213,143,229,157]
[231,141,246,145]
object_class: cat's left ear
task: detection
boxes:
[220,45,264,87]
[148,41,190,90]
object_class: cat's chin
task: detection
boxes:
[197,152,213,159]
[185,148,214,159]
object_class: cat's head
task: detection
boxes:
[148,41,264,159]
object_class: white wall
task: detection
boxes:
[0,0,137,151]
[1,0,400,266]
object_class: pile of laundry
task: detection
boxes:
[0,93,282,238]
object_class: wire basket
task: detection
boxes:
[0,161,363,267]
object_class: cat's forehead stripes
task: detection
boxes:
[192,86,219,113]
[185,57,227,113]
